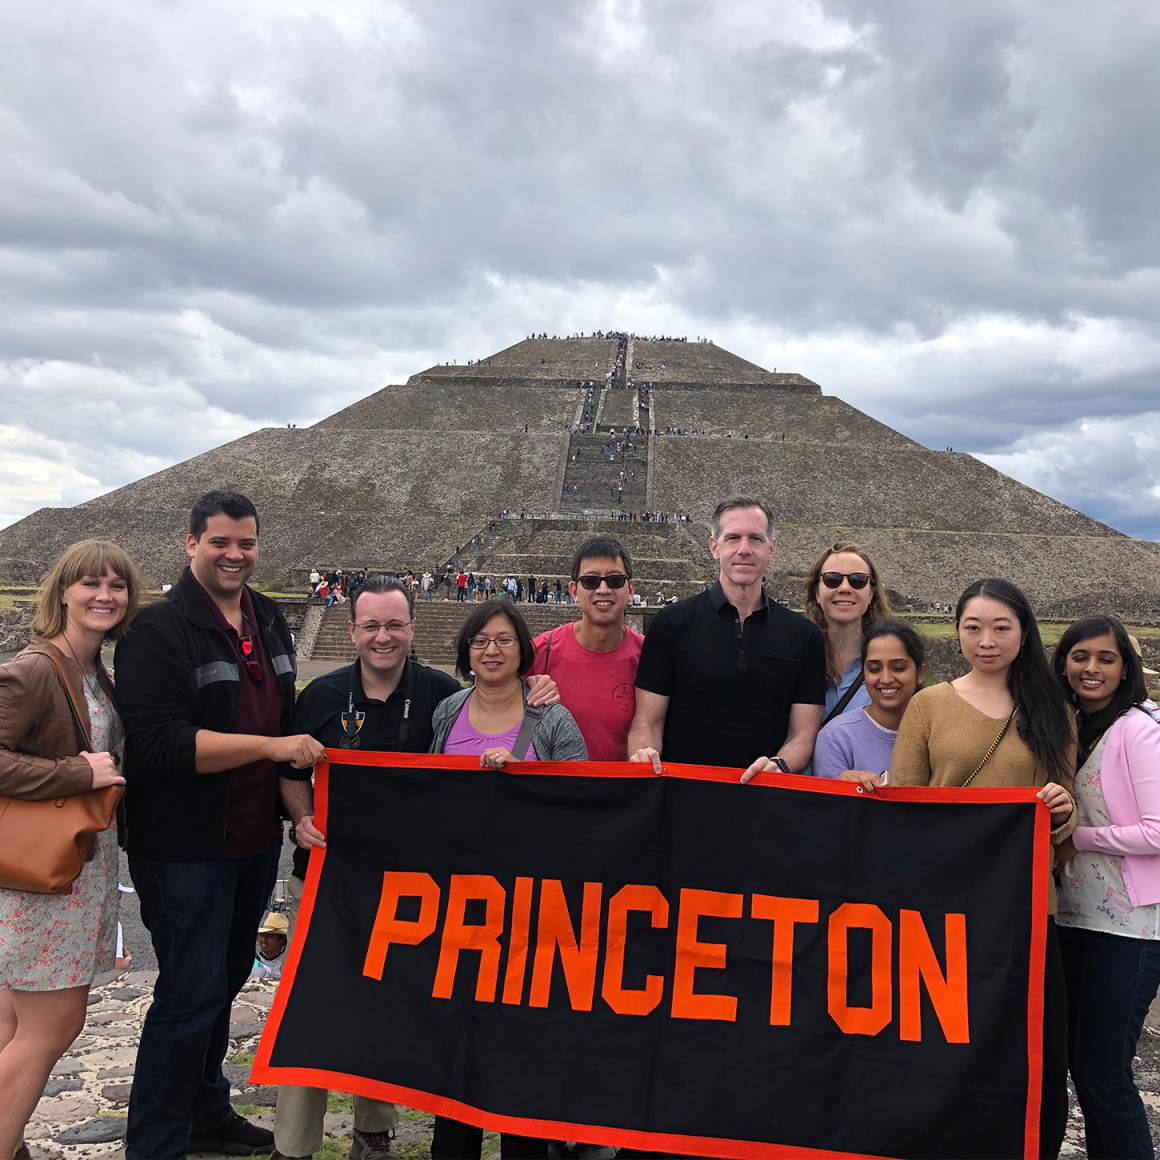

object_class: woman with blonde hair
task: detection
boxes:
[803,541,892,725]
[0,539,143,1160]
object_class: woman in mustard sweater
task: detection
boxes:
[891,578,1077,1159]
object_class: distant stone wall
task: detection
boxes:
[767,527,1160,621]
[423,337,617,378]
[0,606,34,653]
[0,427,568,585]
[656,392,917,446]
[631,340,814,389]
[321,384,582,431]
[600,388,637,429]
[651,438,1116,537]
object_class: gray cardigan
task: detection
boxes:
[430,688,589,761]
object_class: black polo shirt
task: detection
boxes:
[634,581,826,769]
[284,658,461,878]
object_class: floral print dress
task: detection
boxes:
[0,674,123,990]
[1057,731,1160,939]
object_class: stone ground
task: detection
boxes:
[21,963,1160,1159]
[22,968,443,1160]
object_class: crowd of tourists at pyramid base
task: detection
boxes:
[3,487,1160,1160]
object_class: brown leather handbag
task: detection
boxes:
[0,650,123,894]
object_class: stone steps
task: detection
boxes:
[560,433,648,512]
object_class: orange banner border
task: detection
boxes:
[251,750,1050,1160]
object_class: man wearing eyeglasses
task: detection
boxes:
[528,536,644,761]
[628,495,826,781]
[115,490,326,1160]
[272,574,559,1160]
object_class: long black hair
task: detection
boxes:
[1052,615,1148,754]
[955,578,1073,782]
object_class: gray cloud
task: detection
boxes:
[1,0,1158,538]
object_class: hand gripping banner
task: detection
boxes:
[252,754,1049,1160]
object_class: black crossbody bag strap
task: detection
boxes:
[511,698,544,762]
[823,672,865,727]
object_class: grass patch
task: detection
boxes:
[227,1049,255,1066]
[230,1103,268,1117]
[327,1091,354,1114]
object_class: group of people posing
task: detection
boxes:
[1,490,1159,1160]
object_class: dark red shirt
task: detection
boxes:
[195,578,283,858]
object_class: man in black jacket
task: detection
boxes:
[116,490,325,1160]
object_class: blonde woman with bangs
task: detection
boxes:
[803,540,892,725]
[0,539,143,1160]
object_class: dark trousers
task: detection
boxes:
[1060,923,1160,1159]
[431,1116,547,1159]
[125,836,282,1159]
[1042,917,1070,1159]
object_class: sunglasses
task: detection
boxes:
[576,574,629,590]
[820,571,872,590]
[237,634,265,683]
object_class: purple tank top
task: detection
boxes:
[443,695,539,760]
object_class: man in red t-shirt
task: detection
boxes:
[530,536,643,760]
[456,571,467,601]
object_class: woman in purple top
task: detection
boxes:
[427,603,587,1160]
[813,622,926,787]
[431,605,587,770]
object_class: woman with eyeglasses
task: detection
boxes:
[431,604,587,771]
[802,542,893,731]
[1051,616,1160,1159]
[428,604,587,1160]
[890,578,1077,1158]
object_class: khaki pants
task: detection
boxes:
[274,875,400,1156]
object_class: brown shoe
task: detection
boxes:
[14,1145,32,1160]
[349,1128,397,1159]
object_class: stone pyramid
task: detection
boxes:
[2,334,1156,618]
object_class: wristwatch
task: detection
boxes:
[769,756,791,774]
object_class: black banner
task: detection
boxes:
[253,753,1049,1159]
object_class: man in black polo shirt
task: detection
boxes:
[627,495,826,778]
[273,575,559,1160]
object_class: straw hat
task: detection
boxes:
[1128,634,1159,679]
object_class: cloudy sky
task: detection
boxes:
[2,0,1159,537]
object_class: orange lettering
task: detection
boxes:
[671,888,743,1022]
[899,910,969,1043]
[601,884,669,1016]
[501,876,535,1005]
[529,880,603,1011]
[432,875,506,1002]
[827,902,892,1035]
[750,895,819,1025]
[362,871,440,981]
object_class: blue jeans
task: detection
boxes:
[126,836,281,1159]
[1059,924,1160,1159]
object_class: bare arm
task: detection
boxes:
[627,689,670,774]
[781,703,824,772]
[279,774,327,850]
[740,703,824,784]
[194,730,326,774]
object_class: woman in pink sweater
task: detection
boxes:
[1054,615,1160,1159]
